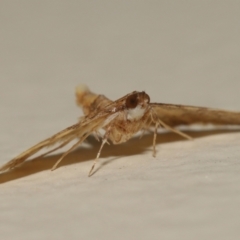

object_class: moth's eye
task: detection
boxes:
[126,94,138,109]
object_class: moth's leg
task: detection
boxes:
[88,130,110,177]
[157,118,192,140]
[139,129,146,139]
[153,123,159,157]
[51,134,89,171]
[139,115,153,139]
[150,108,192,140]
[88,139,107,177]
[37,139,73,159]
[93,131,100,141]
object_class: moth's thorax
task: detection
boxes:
[105,91,150,144]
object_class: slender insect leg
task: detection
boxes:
[151,108,192,140]
[157,118,192,140]
[153,123,159,157]
[140,116,153,139]
[37,138,73,159]
[88,129,111,177]
[88,138,107,177]
[51,134,89,171]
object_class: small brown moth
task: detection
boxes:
[1,85,240,176]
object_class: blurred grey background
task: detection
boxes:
[1,1,240,240]
[1,1,240,106]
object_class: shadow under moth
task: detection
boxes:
[1,85,240,176]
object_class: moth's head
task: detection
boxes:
[126,91,150,109]
[125,91,150,121]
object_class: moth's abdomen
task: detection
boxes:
[76,85,113,116]
[75,85,99,115]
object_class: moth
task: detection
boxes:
[1,85,240,176]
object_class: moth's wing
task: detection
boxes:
[0,112,114,172]
[150,103,240,126]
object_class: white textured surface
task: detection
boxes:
[1,1,240,240]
